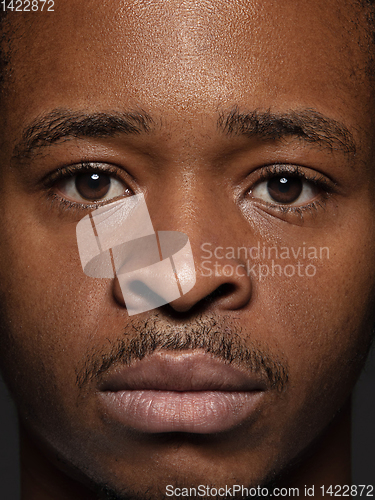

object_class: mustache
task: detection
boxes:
[76,315,289,392]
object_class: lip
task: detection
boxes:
[97,351,267,434]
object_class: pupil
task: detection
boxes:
[278,177,291,193]
[75,173,111,200]
[267,176,303,203]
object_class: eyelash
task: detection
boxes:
[248,164,335,216]
[44,162,133,212]
[44,161,335,219]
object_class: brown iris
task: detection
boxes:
[75,173,111,201]
[267,176,303,204]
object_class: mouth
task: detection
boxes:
[97,351,267,434]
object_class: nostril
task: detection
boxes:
[163,254,253,315]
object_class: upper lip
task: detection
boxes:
[98,351,268,392]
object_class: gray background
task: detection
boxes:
[0,346,374,499]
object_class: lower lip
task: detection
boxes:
[99,390,264,433]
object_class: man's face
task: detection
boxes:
[0,0,375,497]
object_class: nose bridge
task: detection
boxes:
[149,174,234,258]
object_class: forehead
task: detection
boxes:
[1,0,372,138]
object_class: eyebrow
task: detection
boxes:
[13,108,154,160]
[217,107,357,155]
[13,106,357,161]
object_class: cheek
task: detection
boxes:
[261,269,373,384]
[262,201,375,373]
[0,207,118,422]
[254,233,375,441]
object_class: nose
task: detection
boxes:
[112,198,254,316]
[112,244,253,314]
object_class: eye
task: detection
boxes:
[251,174,319,206]
[55,170,130,203]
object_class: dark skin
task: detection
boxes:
[0,0,375,498]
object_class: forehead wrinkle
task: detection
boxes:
[217,107,358,156]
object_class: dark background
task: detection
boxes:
[0,346,374,499]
